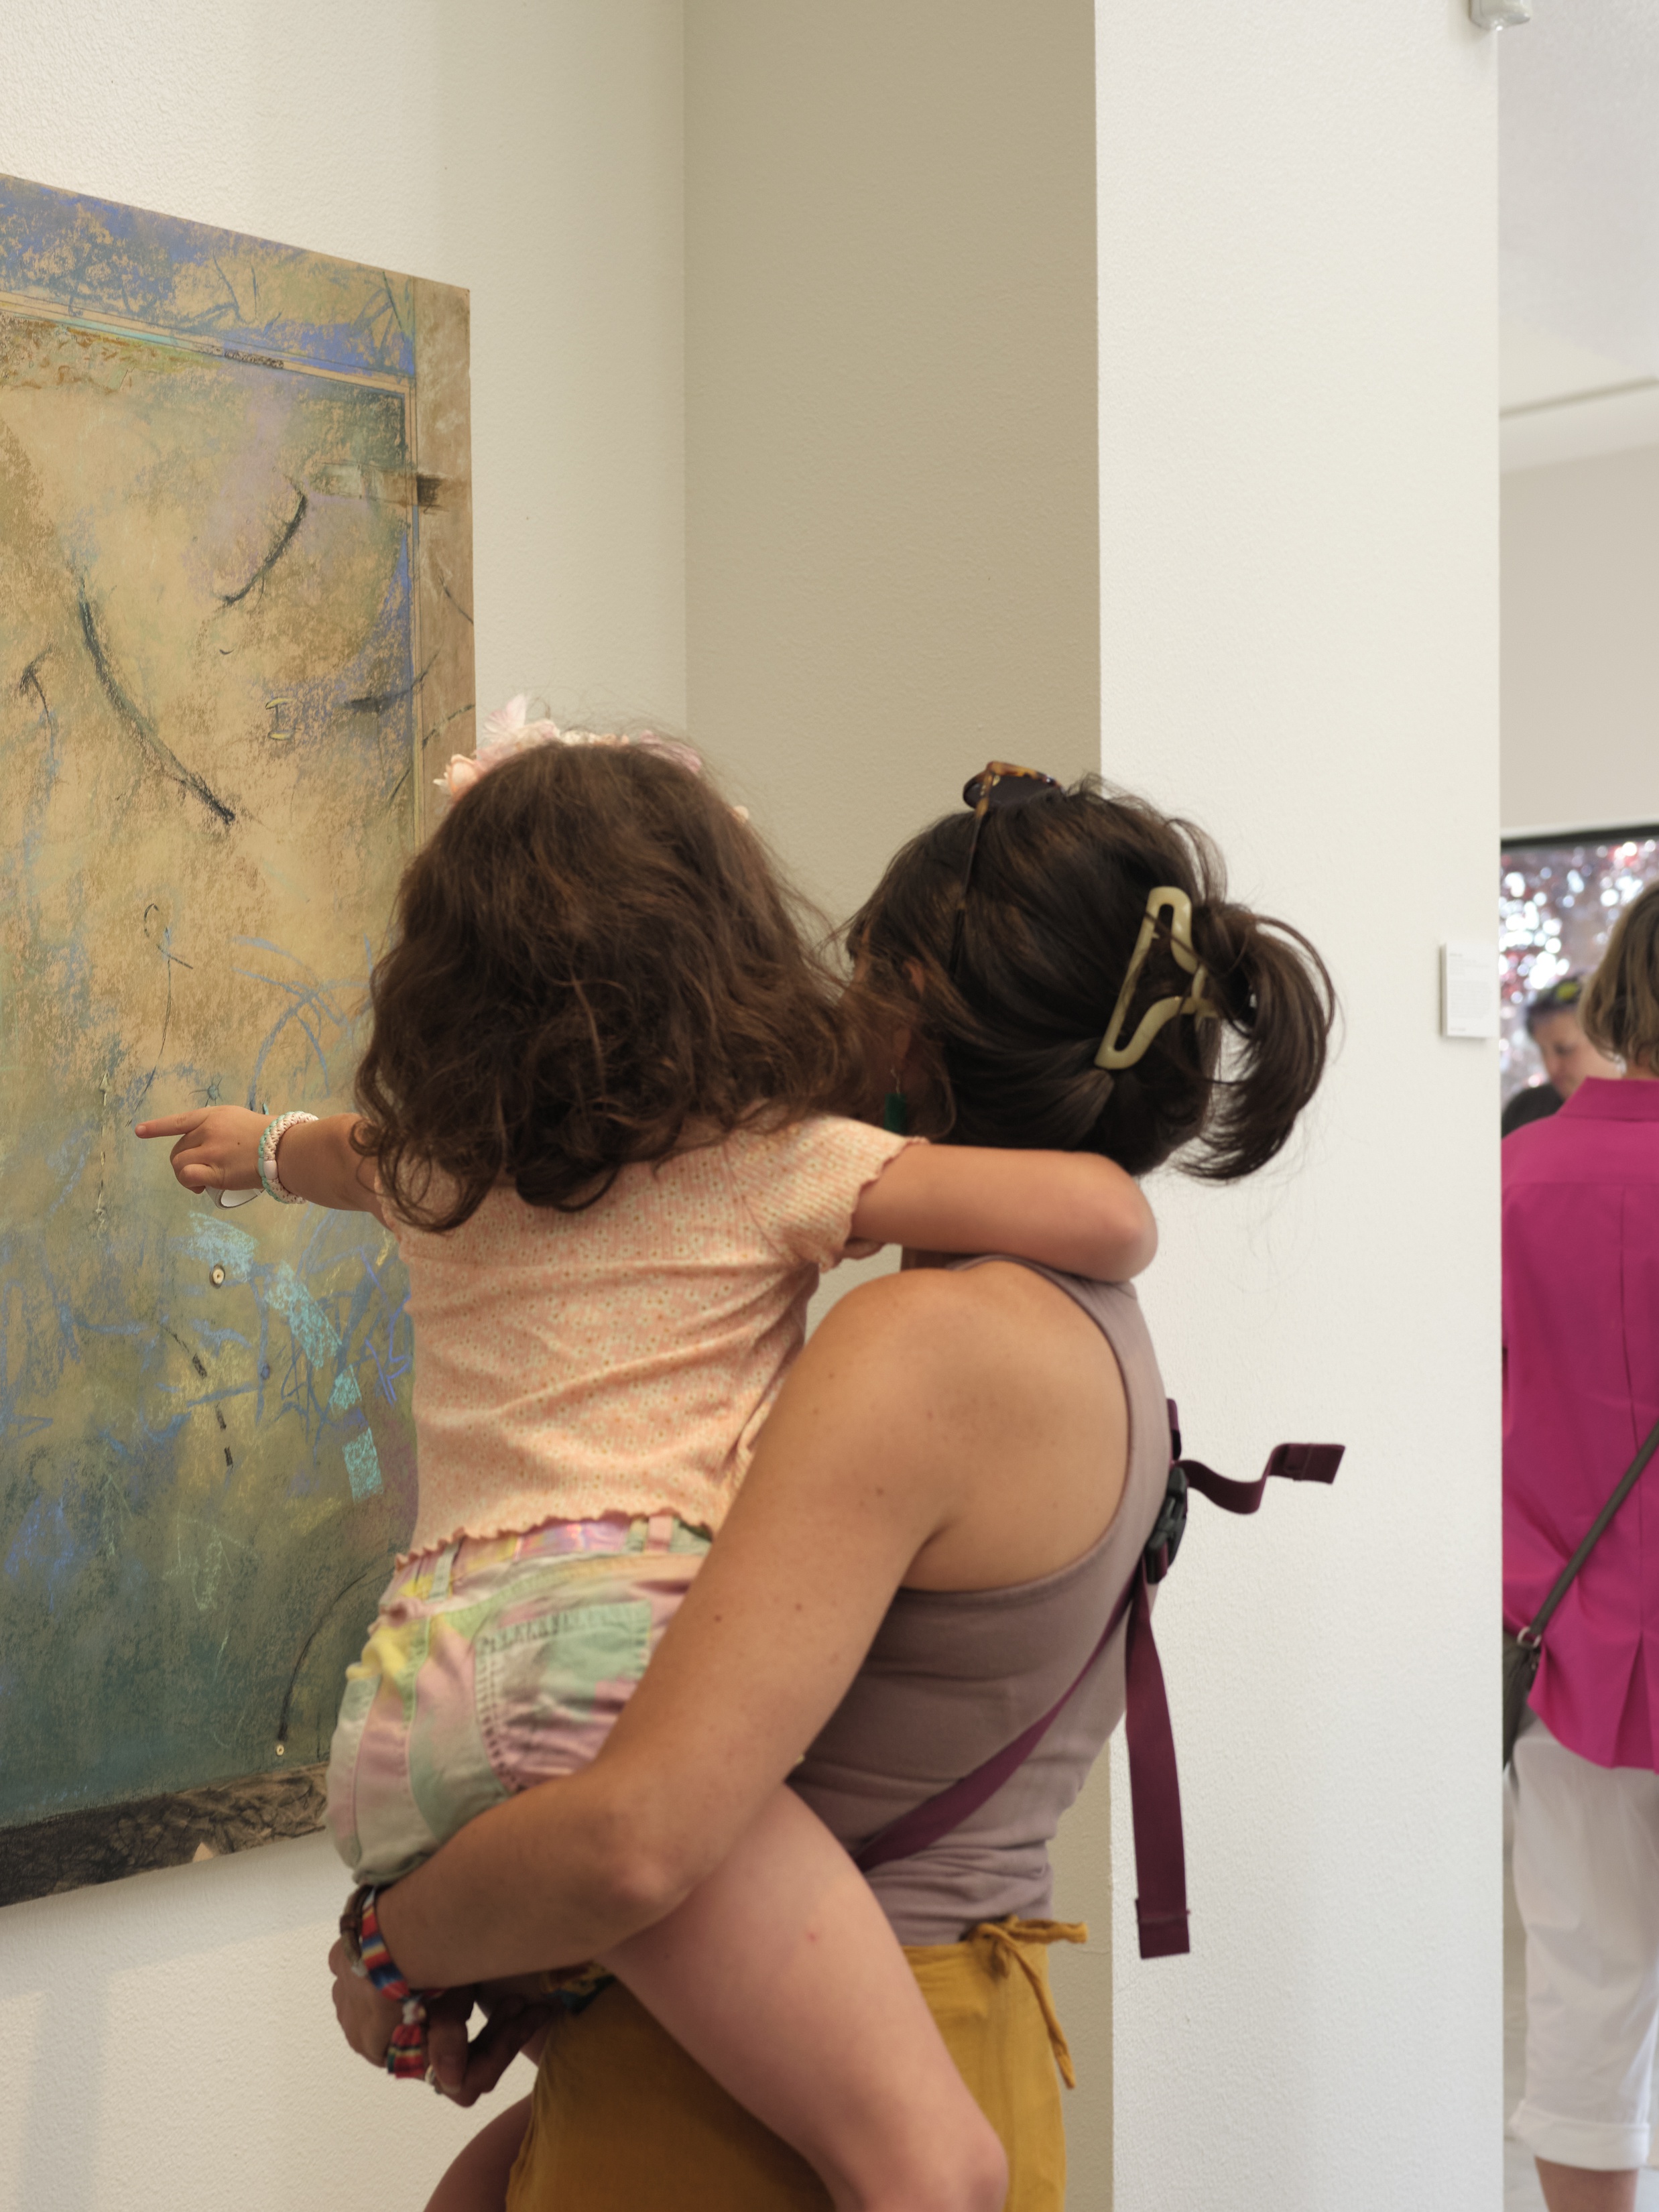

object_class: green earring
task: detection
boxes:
[882,1085,909,1135]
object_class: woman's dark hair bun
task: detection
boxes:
[847,776,1335,1183]
[1182,894,1335,1180]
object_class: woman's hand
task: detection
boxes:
[135,1105,266,1194]
[426,1986,558,2106]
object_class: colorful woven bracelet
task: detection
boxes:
[257,1111,317,1204]
[357,1887,434,2081]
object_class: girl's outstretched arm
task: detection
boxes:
[135,1107,384,1221]
[849,1142,1156,1280]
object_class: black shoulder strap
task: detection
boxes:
[1520,1408,1659,1651]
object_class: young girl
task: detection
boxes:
[138,719,1157,2212]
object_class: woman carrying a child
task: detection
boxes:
[142,727,1332,2210]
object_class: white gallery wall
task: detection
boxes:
[1095,3,1499,2207]
[0,5,685,2208]
[1502,447,1659,835]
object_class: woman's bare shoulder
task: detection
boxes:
[814,1262,1127,1589]
[822,1258,1111,1365]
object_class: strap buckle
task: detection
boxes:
[1144,1461,1188,1585]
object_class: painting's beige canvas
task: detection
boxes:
[0,176,472,1902]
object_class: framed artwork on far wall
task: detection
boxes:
[1500,826,1659,1113]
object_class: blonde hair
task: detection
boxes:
[1582,881,1659,1071]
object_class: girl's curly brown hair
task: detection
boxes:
[354,741,874,1229]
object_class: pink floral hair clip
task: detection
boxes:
[436,696,704,800]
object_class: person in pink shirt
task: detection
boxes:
[1505,881,1659,2212]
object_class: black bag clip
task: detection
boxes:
[1144,1460,1188,1585]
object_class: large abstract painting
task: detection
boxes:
[0,176,473,1904]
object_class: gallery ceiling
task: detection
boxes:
[1499,0,1659,471]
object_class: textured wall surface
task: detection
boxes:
[1095,3,1500,2207]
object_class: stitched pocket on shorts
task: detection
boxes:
[474,1598,652,1792]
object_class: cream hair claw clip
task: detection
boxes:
[1095,886,1222,1072]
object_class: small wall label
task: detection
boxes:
[1441,942,1499,1039]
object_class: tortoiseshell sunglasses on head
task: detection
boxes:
[948,761,1064,973]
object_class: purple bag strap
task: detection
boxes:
[853,1407,1344,1964]
[1122,1562,1188,1956]
[853,1576,1138,1880]
[1180,1442,1345,1514]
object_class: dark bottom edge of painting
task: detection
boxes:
[0,1763,328,1908]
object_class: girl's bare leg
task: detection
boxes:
[422,2096,533,2212]
[602,1786,1007,2212]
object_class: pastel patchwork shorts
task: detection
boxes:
[325,1512,711,1886]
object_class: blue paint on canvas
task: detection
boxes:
[0,174,466,1839]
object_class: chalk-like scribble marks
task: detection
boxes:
[18,648,53,726]
[133,906,194,1113]
[76,591,236,825]
[217,489,308,609]
[344,652,436,719]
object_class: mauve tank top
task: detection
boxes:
[791,1257,1171,1945]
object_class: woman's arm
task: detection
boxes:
[135,1107,385,1221]
[371,1261,1119,1995]
[372,1266,1028,1991]
[849,1143,1156,1281]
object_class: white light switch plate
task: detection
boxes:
[1441,941,1499,1039]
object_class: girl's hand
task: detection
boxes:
[137,1108,384,1219]
[328,1936,403,2067]
[135,1106,266,1194]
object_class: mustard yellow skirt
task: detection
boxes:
[505,1917,1085,2212]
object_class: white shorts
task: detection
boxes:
[1510,1716,1659,2170]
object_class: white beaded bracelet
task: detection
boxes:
[257,1111,318,1204]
